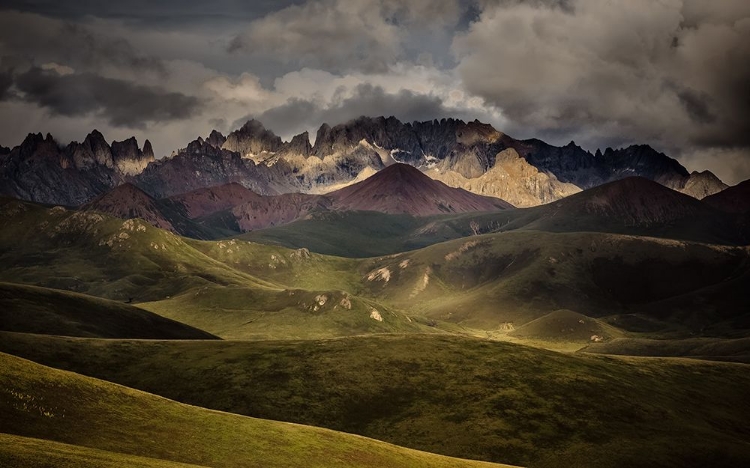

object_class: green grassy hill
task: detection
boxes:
[0,200,451,340]
[239,210,470,257]
[138,285,440,340]
[2,198,748,341]
[507,309,622,344]
[0,352,511,468]
[2,333,750,468]
[0,282,216,339]
[353,230,750,335]
[583,336,750,363]
[0,198,274,302]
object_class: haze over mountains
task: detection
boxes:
[0,116,729,210]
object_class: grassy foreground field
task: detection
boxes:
[2,332,749,468]
[0,352,511,468]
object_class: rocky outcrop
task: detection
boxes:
[679,171,728,199]
[596,145,689,190]
[112,137,155,176]
[427,148,581,207]
[222,119,283,157]
[0,132,120,205]
[280,131,312,157]
[205,130,226,149]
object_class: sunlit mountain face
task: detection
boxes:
[1,2,749,468]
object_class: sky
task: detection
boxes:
[0,0,748,183]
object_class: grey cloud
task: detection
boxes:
[0,11,165,75]
[239,84,473,139]
[229,0,465,73]
[10,68,201,128]
[0,71,12,100]
[0,1,300,24]
[676,88,716,125]
[454,0,750,157]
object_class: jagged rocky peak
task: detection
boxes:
[283,131,312,156]
[67,130,112,170]
[83,130,113,165]
[184,136,221,156]
[111,136,155,176]
[600,144,690,189]
[18,132,60,160]
[142,139,154,159]
[312,123,333,155]
[311,115,420,158]
[205,130,226,148]
[222,119,283,156]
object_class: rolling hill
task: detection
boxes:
[0,352,511,468]
[2,334,749,468]
[0,198,446,340]
[243,177,748,257]
[0,282,217,339]
[2,195,748,340]
[352,230,750,334]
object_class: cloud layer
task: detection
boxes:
[0,0,748,183]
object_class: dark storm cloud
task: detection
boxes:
[453,0,750,157]
[0,71,12,100]
[676,88,716,125]
[10,68,201,128]
[240,84,470,139]
[0,11,165,75]
[0,1,300,25]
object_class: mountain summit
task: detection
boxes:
[330,163,513,215]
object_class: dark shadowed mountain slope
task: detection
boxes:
[84,183,176,232]
[133,137,291,198]
[230,192,331,231]
[167,182,263,219]
[703,179,750,214]
[490,177,746,245]
[0,282,217,339]
[243,176,747,258]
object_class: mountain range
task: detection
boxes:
[0,116,728,209]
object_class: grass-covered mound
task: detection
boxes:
[2,333,749,468]
[0,352,511,468]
